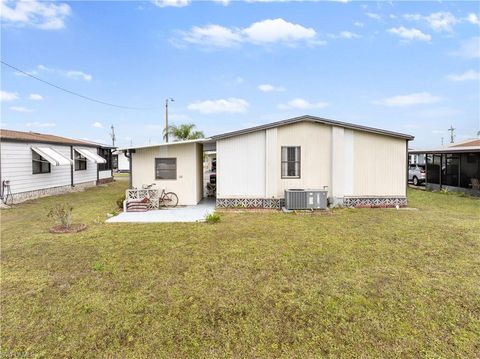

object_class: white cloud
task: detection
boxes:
[388,27,431,42]
[213,0,230,5]
[92,122,104,128]
[467,13,480,26]
[188,98,249,114]
[258,83,285,92]
[339,31,361,39]
[242,18,316,44]
[450,37,480,59]
[446,70,480,82]
[373,92,441,106]
[35,65,93,81]
[0,0,71,30]
[403,12,459,32]
[10,106,34,113]
[65,70,92,81]
[178,18,319,48]
[181,24,242,47]
[354,21,364,28]
[366,13,382,21]
[29,93,43,101]
[425,12,458,32]
[0,91,19,102]
[26,121,55,127]
[152,0,190,7]
[278,98,329,110]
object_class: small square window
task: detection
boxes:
[155,158,176,180]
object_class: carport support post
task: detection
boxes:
[70,146,74,188]
[125,149,135,189]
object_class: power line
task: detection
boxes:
[1,60,159,111]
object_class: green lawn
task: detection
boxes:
[1,181,479,358]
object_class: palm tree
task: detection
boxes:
[163,123,205,141]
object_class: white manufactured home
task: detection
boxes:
[122,115,413,208]
[0,129,114,204]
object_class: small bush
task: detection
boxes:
[47,202,73,228]
[205,212,221,224]
[116,194,126,208]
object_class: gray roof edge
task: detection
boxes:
[211,115,414,141]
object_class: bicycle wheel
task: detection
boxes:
[162,192,178,207]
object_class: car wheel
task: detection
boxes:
[413,176,419,186]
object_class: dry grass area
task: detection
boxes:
[1,181,479,358]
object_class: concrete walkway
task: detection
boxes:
[106,199,216,223]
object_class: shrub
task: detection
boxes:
[205,212,221,224]
[47,202,73,228]
[116,194,126,209]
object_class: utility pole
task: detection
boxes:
[165,98,174,143]
[441,137,444,146]
[448,125,455,144]
[110,125,116,147]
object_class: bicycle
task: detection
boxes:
[141,183,179,207]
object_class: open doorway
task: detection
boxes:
[203,141,217,200]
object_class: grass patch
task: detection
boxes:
[205,212,221,224]
[1,182,479,358]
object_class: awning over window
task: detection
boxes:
[75,148,107,164]
[31,146,73,166]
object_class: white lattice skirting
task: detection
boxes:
[216,198,282,209]
[216,196,407,209]
[343,197,407,208]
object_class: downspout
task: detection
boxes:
[70,146,74,188]
[96,148,100,184]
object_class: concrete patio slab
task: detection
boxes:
[106,199,215,223]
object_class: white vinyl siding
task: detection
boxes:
[216,131,266,198]
[275,121,332,197]
[1,142,72,194]
[216,120,407,200]
[353,131,406,196]
[131,143,203,205]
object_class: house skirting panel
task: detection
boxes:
[343,196,407,208]
[6,181,97,204]
[216,198,283,209]
[97,177,114,185]
[216,196,407,209]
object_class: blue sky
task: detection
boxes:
[1,0,479,148]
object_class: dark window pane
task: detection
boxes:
[460,153,480,189]
[426,154,441,184]
[155,158,176,180]
[32,150,51,174]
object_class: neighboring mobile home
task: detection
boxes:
[122,115,414,208]
[112,150,130,173]
[0,129,114,204]
[409,139,480,195]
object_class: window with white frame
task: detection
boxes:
[281,146,301,178]
[75,151,87,171]
[32,151,51,174]
[155,158,177,180]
